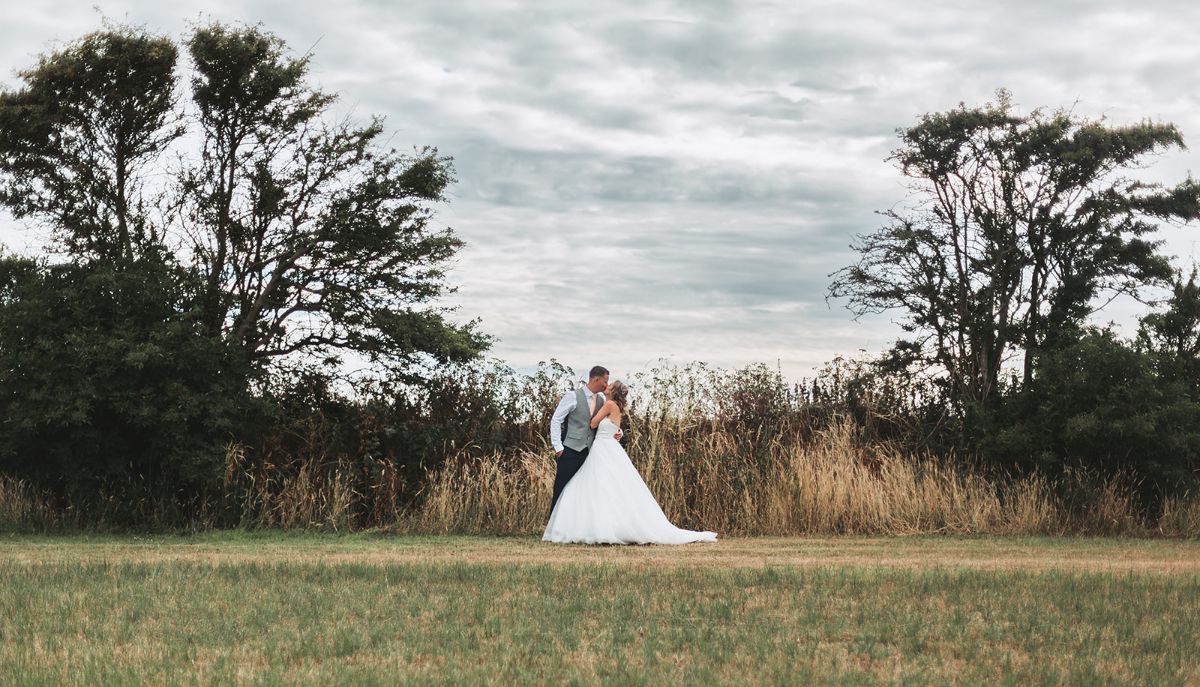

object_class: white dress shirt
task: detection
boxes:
[549,386,598,453]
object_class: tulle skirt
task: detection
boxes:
[543,437,717,545]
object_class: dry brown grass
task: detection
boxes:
[223,443,403,531]
[3,415,1198,538]
[0,475,58,531]
[1159,493,1200,537]
[407,451,552,534]
[410,418,1199,537]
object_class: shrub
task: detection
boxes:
[0,254,247,521]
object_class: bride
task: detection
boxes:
[543,380,717,545]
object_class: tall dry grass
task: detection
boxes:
[0,475,60,531]
[409,416,1198,537]
[1159,494,1200,537]
[222,443,406,531]
[2,420,1196,536]
[407,452,552,534]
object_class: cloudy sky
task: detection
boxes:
[2,1,1199,380]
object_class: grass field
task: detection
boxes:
[2,534,1199,685]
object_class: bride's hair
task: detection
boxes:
[609,380,629,413]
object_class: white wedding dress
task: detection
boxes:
[543,417,718,545]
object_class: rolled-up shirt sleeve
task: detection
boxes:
[549,392,575,453]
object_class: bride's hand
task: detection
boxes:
[614,430,623,441]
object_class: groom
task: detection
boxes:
[548,365,620,514]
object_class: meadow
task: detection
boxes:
[2,533,1199,685]
[4,364,1200,684]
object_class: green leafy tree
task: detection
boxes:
[179,23,488,373]
[1138,265,1200,392]
[829,90,1200,412]
[986,328,1200,493]
[0,23,488,377]
[0,28,181,263]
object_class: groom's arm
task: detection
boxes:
[549,392,575,456]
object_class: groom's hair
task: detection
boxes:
[588,365,609,380]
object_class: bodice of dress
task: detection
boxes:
[596,417,620,441]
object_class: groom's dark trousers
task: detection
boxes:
[550,446,588,515]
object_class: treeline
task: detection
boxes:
[828,89,1200,502]
[0,22,487,527]
[0,25,1198,533]
[7,357,1200,535]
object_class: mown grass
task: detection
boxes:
[2,535,1199,685]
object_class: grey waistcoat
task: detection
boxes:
[562,387,605,452]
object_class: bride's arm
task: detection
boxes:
[590,401,616,429]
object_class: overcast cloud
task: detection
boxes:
[2,0,1199,380]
